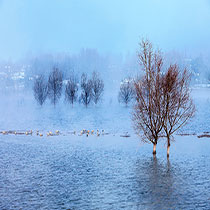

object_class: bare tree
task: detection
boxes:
[133,39,195,157]
[80,73,92,107]
[33,75,48,106]
[48,67,63,106]
[91,71,104,104]
[118,78,135,106]
[65,72,78,106]
[132,39,164,155]
[162,64,195,157]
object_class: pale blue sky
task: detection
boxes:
[0,0,210,59]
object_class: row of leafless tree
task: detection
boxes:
[132,39,195,157]
[33,69,104,107]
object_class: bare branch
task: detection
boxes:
[48,67,63,106]
[65,72,78,106]
[80,73,92,107]
[33,75,48,106]
[132,39,164,152]
[91,71,104,104]
[118,78,135,106]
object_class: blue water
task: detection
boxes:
[0,88,210,209]
[0,135,209,210]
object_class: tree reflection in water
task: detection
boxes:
[134,157,180,209]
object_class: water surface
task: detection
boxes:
[0,88,210,209]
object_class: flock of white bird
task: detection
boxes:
[0,129,108,137]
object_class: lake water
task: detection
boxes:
[0,88,210,209]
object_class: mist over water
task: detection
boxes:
[0,83,210,135]
[0,0,210,209]
[0,51,209,209]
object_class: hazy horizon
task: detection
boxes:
[0,0,210,60]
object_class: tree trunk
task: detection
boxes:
[153,143,157,155]
[167,137,170,158]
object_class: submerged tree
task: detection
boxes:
[118,78,135,106]
[91,71,104,104]
[80,73,92,107]
[65,72,78,106]
[133,39,164,155]
[33,75,48,106]
[133,39,195,157]
[48,67,63,106]
[162,64,195,157]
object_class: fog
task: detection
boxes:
[0,0,210,85]
[0,0,210,59]
[1,1,210,209]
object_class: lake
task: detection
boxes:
[0,88,210,209]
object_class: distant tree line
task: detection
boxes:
[34,66,138,107]
[33,68,104,107]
